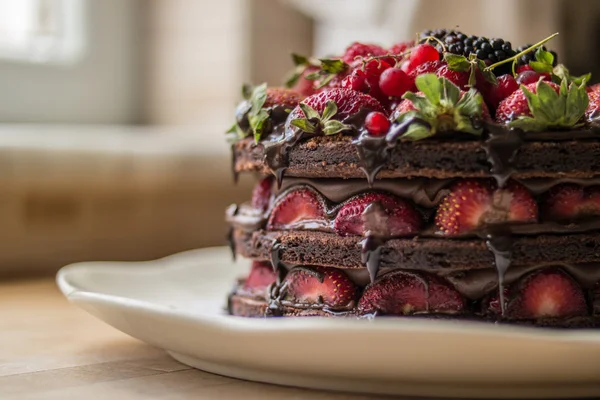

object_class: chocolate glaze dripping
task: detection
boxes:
[230,144,239,184]
[359,202,391,282]
[353,117,431,186]
[270,239,286,285]
[483,124,524,187]
[484,228,514,315]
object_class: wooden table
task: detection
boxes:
[0,279,410,399]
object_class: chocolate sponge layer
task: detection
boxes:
[233,136,600,179]
[232,228,600,271]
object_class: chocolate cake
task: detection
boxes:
[225,30,600,327]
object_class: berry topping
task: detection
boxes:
[516,70,550,86]
[333,192,422,237]
[263,87,302,109]
[435,180,538,235]
[282,266,357,308]
[364,111,391,136]
[486,268,587,319]
[342,42,387,64]
[404,44,440,72]
[341,69,370,93]
[407,60,443,79]
[389,41,414,55]
[586,88,600,123]
[243,261,276,293]
[358,270,466,315]
[379,67,413,97]
[495,80,589,131]
[542,184,600,221]
[436,64,469,90]
[363,59,392,78]
[267,188,326,230]
[481,74,519,110]
[394,74,488,140]
[251,176,275,212]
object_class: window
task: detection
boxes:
[0,0,85,64]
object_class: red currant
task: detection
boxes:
[379,68,412,97]
[363,59,392,77]
[341,70,370,93]
[405,44,440,73]
[364,111,390,136]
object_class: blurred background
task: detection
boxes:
[1,0,599,277]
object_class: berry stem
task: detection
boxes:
[485,32,559,72]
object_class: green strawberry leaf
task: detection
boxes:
[323,120,350,135]
[444,53,471,72]
[305,72,320,81]
[553,64,592,86]
[319,58,348,74]
[249,109,270,143]
[402,92,436,115]
[454,114,481,135]
[415,74,442,105]
[242,83,253,100]
[455,88,483,116]
[290,118,317,134]
[529,48,554,73]
[299,103,320,120]
[321,100,338,122]
[315,74,335,89]
[509,78,589,131]
[530,61,553,73]
[441,78,461,106]
[292,53,309,66]
[477,59,498,85]
[250,83,268,114]
[402,123,435,141]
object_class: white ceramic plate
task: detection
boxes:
[57,247,600,399]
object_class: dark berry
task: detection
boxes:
[517,70,551,85]
[515,45,558,67]
[365,111,391,136]
[379,68,413,97]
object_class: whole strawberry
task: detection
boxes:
[342,42,387,64]
[495,79,589,131]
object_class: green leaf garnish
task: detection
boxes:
[444,53,471,72]
[291,53,309,66]
[250,83,268,115]
[398,74,485,140]
[509,78,589,132]
[553,64,592,87]
[290,100,351,135]
[249,109,270,143]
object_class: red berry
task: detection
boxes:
[342,42,387,64]
[495,81,560,124]
[267,188,326,230]
[516,70,550,86]
[358,270,466,315]
[486,268,587,319]
[378,68,413,97]
[405,44,440,73]
[251,176,274,212]
[283,266,357,308]
[436,65,469,90]
[364,111,391,136]
[543,184,600,221]
[435,180,538,236]
[516,65,534,74]
[363,59,392,78]
[333,192,422,236]
[243,261,276,293]
[341,69,370,93]
[483,74,519,110]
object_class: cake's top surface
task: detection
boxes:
[227,29,599,183]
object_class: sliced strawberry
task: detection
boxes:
[282,266,357,308]
[251,176,274,212]
[243,261,276,293]
[358,270,466,315]
[543,184,600,221]
[486,268,588,319]
[264,87,302,109]
[342,42,387,64]
[267,188,326,230]
[435,180,538,235]
[333,192,422,237]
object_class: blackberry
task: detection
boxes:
[515,44,558,67]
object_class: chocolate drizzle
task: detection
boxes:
[484,229,514,315]
[483,125,523,187]
[353,117,431,185]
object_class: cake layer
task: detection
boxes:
[231,228,600,271]
[233,134,600,180]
